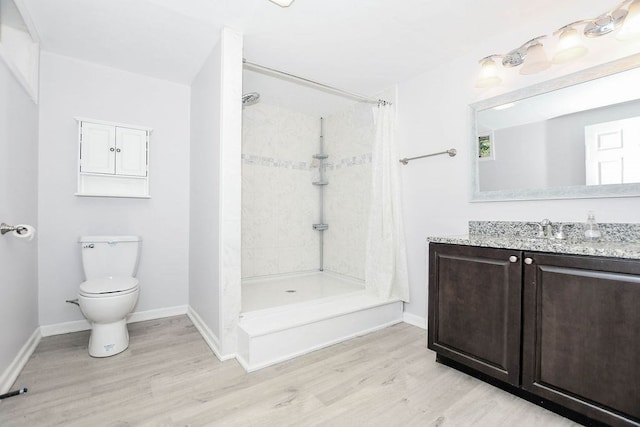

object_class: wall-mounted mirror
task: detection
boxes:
[470,53,640,202]
[0,0,39,101]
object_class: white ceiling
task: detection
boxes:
[21,0,618,95]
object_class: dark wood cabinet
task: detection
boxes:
[522,252,640,427]
[428,242,640,427]
[428,243,523,386]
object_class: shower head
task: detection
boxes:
[242,92,260,106]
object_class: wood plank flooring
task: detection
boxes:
[0,316,579,426]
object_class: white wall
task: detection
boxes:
[189,41,222,339]
[480,121,548,191]
[240,94,376,282]
[217,28,243,356]
[189,27,243,358]
[546,99,640,187]
[397,32,640,322]
[241,102,320,278]
[0,57,39,391]
[323,102,374,280]
[37,52,191,327]
[240,69,371,281]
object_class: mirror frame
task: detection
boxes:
[470,53,640,202]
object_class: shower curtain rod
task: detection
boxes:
[243,59,389,105]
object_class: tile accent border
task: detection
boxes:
[241,153,372,171]
[328,153,372,170]
[242,154,311,170]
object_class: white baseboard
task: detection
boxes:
[186,307,235,362]
[40,319,90,337]
[0,328,41,394]
[128,305,188,324]
[235,353,251,372]
[403,312,426,329]
[40,305,189,337]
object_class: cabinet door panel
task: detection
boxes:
[428,243,522,386]
[115,127,147,177]
[80,122,115,174]
[523,253,640,425]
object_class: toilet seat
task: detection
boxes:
[80,277,139,296]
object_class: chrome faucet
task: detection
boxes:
[540,218,553,238]
[553,223,572,240]
[527,218,553,238]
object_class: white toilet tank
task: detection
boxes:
[79,235,142,280]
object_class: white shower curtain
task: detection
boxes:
[365,102,410,302]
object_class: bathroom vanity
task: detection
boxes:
[427,222,640,427]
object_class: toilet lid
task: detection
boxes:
[80,277,139,295]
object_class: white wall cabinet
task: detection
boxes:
[76,118,151,198]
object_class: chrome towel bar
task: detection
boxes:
[399,148,457,165]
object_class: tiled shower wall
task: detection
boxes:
[241,101,374,280]
[241,102,320,278]
[323,103,374,280]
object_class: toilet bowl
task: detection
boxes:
[77,236,142,357]
[79,277,139,357]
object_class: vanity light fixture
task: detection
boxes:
[583,7,628,37]
[268,0,295,7]
[617,0,640,39]
[476,0,638,88]
[475,56,502,88]
[500,36,545,68]
[474,36,549,86]
[519,39,552,75]
[553,25,588,64]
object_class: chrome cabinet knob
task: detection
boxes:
[524,257,533,265]
[509,255,518,263]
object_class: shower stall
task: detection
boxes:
[237,63,403,371]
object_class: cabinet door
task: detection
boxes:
[115,127,147,177]
[80,122,116,174]
[522,252,640,426]
[428,243,523,386]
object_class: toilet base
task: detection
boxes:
[88,319,130,357]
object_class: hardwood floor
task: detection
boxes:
[1,316,579,426]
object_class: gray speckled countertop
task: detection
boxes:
[428,221,640,260]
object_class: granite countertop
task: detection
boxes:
[427,234,640,260]
[427,221,640,260]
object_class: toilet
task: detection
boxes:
[78,235,142,357]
